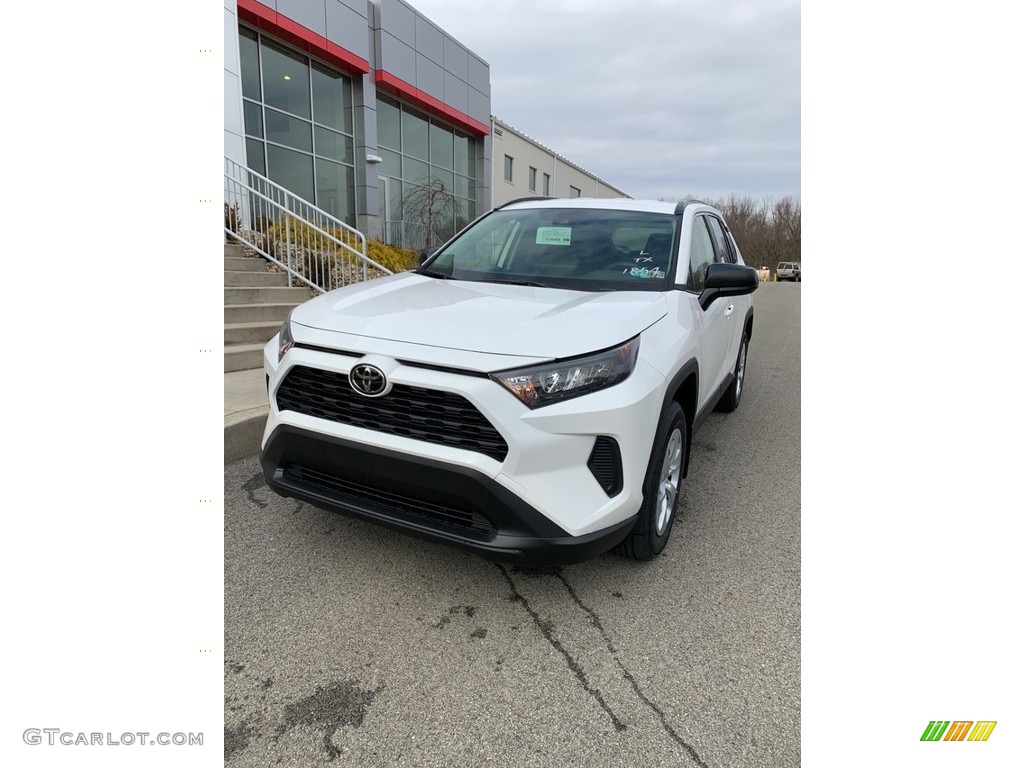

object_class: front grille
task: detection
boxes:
[276,365,509,462]
[588,436,623,496]
[283,463,495,538]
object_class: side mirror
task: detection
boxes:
[417,247,439,265]
[699,263,758,310]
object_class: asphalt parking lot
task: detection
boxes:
[224,282,800,767]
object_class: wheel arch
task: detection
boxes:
[663,358,699,479]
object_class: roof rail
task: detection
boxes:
[674,199,708,215]
[496,196,556,210]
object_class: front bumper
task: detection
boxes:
[259,332,669,563]
[260,425,637,564]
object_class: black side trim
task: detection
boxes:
[397,359,491,379]
[662,358,700,478]
[260,426,637,564]
[294,342,361,358]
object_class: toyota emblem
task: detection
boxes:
[349,364,388,397]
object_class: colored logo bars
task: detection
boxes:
[920,721,997,742]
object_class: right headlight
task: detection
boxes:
[491,337,640,409]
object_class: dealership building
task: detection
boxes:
[223,0,626,247]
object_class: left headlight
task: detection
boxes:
[491,337,640,409]
[277,310,295,362]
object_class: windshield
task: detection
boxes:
[421,208,679,292]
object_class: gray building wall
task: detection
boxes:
[224,0,245,165]
[491,117,630,207]
[224,0,492,239]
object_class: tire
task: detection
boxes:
[715,332,749,413]
[616,401,686,561]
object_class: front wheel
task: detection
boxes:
[616,402,686,561]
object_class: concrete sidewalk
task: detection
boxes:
[225,368,268,464]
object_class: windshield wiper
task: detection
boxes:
[472,277,555,288]
[416,268,453,279]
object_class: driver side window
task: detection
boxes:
[688,217,715,292]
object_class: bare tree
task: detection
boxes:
[400,177,459,250]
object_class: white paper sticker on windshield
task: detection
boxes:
[536,227,572,246]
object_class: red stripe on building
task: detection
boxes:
[375,70,490,137]
[236,0,370,75]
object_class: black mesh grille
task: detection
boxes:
[276,365,509,462]
[587,436,623,496]
[283,463,495,538]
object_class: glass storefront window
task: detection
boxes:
[239,28,261,100]
[314,126,353,164]
[316,159,355,221]
[238,27,357,225]
[243,101,263,138]
[401,109,429,161]
[266,144,315,203]
[265,108,313,153]
[312,65,352,133]
[378,98,401,151]
[375,95,479,248]
[261,41,311,119]
[429,123,454,168]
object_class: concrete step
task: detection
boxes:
[224,303,298,324]
[225,255,271,272]
[225,321,281,345]
[225,343,265,373]
[224,270,290,287]
[225,368,269,464]
[225,286,312,305]
[224,243,247,258]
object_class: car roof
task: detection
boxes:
[498,197,714,216]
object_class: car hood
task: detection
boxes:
[291,272,667,360]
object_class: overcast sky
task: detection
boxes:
[408,0,800,202]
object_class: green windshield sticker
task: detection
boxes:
[536,227,572,246]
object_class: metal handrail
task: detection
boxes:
[224,156,392,293]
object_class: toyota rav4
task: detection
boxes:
[260,198,757,563]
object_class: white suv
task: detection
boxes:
[260,198,757,563]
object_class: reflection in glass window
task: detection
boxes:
[238,27,357,225]
[243,101,263,138]
[402,109,429,160]
[261,42,310,119]
[378,98,401,151]
[265,109,312,152]
[239,28,261,100]
[312,65,352,133]
[267,144,315,202]
[316,159,355,221]
[314,126,353,164]
[374,95,479,248]
[430,123,454,168]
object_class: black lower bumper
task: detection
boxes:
[259,425,636,565]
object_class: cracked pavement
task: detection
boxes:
[225,284,800,767]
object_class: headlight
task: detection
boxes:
[277,310,295,362]
[492,337,640,408]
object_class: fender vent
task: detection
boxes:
[588,436,623,497]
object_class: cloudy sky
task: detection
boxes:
[409,0,800,202]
